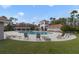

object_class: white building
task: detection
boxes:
[0,16,7,39]
[39,20,49,31]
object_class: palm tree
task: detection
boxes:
[70,10,78,26]
[9,17,17,22]
[76,14,79,19]
[9,17,18,25]
[50,17,56,21]
[50,17,53,20]
[49,17,56,24]
[49,17,53,24]
[58,18,66,25]
[76,14,79,26]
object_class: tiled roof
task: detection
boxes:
[0,16,7,22]
[49,24,63,28]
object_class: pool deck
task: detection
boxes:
[4,31,77,42]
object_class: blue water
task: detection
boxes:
[20,31,48,35]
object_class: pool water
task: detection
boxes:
[20,31,48,35]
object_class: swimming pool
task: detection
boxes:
[19,31,48,35]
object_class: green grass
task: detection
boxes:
[0,34,79,54]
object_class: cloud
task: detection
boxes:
[32,5,55,7]
[33,16,39,19]
[17,12,24,16]
[11,12,25,22]
[67,9,79,14]
[1,5,12,9]
[32,16,42,21]
[48,5,55,7]
[13,12,25,22]
[75,9,79,12]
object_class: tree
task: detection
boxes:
[70,10,78,26]
[49,17,56,24]
[50,17,53,21]
[58,18,67,25]
[50,17,67,25]
[76,14,79,26]
[61,25,75,33]
[4,17,18,31]
[9,17,18,21]
[4,23,14,31]
[76,14,79,19]
[9,17,18,25]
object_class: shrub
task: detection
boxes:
[61,25,75,33]
[4,23,14,31]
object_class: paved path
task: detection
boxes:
[4,31,77,42]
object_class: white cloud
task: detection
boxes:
[13,12,25,23]
[1,5,12,9]
[17,12,24,16]
[10,12,25,22]
[67,9,79,14]
[33,16,39,19]
[48,5,55,7]
[75,9,79,12]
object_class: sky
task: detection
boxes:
[0,5,79,24]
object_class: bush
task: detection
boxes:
[61,25,79,33]
[61,25,75,33]
[4,24,14,31]
[75,27,79,33]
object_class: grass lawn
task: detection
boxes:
[0,34,79,54]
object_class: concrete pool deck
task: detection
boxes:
[4,31,77,42]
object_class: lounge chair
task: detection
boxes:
[24,33,29,40]
[6,36,11,39]
[42,36,51,41]
[36,33,41,40]
[57,35,62,39]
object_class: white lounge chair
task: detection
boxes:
[42,36,51,41]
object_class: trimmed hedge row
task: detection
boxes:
[61,25,79,33]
